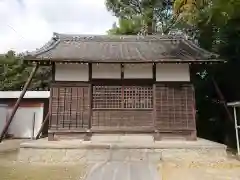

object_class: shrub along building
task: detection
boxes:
[1,33,221,142]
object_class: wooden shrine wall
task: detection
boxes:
[49,82,196,135]
[49,63,195,137]
[49,82,90,130]
[155,83,196,137]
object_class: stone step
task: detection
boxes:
[91,134,154,143]
[18,138,228,164]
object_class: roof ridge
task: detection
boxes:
[182,38,219,58]
[53,32,185,42]
[26,33,60,57]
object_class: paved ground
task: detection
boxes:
[85,161,160,180]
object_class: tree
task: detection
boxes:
[173,0,240,146]
[107,17,142,35]
[173,0,209,25]
[173,0,239,33]
[0,51,51,91]
[105,0,174,34]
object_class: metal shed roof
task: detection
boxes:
[0,91,50,99]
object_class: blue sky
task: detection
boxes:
[0,0,117,53]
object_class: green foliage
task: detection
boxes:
[107,17,142,35]
[175,0,240,145]
[173,0,209,25]
[105,0,175,34]
[0,50,51,91]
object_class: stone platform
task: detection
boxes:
[18,135,227,164]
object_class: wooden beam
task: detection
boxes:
[212,77,234,122]
[35,112,49,139]
[0,64,39,142]
[91,126,154,132]
[31,112,36,139]
[24,58,225,64]
[52,63,55,81]
[153,63,156,81]
[121,63,124,79]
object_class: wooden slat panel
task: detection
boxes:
[50,85,89,130]
[92,110,153,127]
[91,126,154,132]
[155,83,196,130]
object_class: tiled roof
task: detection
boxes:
[25,33,220,63]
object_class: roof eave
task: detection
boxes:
[24,33,60,58]
[23,57,225,65]
[182,38,219,58]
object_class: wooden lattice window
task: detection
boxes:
[123,86,152,108]
[92,86,122,109]
[93,85,153,109]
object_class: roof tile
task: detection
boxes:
[26,33,219,63]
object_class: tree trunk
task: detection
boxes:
[144,8,154,35]
[147,21,153,35]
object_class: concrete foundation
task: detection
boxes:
[18,136,227,164]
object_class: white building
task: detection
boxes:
[0,91,49,139]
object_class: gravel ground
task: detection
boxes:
[160,158,240,180]
[1,147,240,180]
[0,151,89,180]
[0,164,88,180]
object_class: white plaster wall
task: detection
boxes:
[124,64,153,79]
[92,64,121,79]
[156,64,190,81]
[8,107,44,138]
[0,105,7,135]
[55,64,89,81]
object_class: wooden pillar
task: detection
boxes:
[152,63,160,140]
[48,133,54,141]
[35,112,49,139]
[121,63,124,79]
[48,63,55,141]
[153,131,161,141]
[212,77,234,122]
[85,63,92,141]
[186,131,197,141]
[0,64,39,142]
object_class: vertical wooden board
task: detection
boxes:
[71,87,77,128]
[50,87,58,128]
[155,83,196,131]
[92,110,153,127]
[49,83,90,130]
